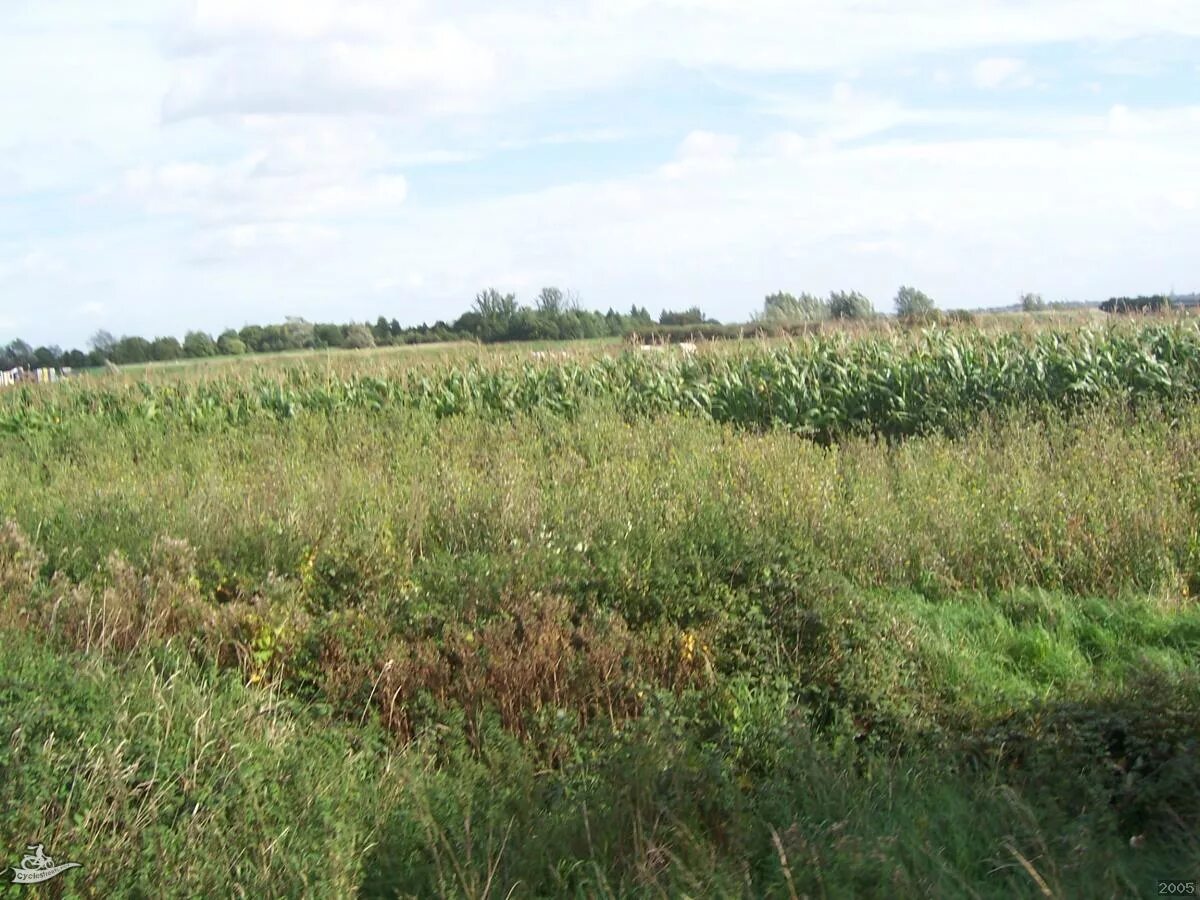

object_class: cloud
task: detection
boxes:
[160,2,1200,123]
[971,57,1031,89]
[5,0,1200,349]
[660,130,741,179]
[164,3,496,121]
[108,121,409,223]
[192,221,340,263]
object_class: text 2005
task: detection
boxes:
[1159,883,1195,895]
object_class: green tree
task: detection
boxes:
[894,286,936,321]
[283,317,315,350]
[473,289,518,320]
[238,325,266,353]
[217,330,247,355]
[183,331,218,358]
[829,291,874,320]
[112,336,152,364]
[1,339,35,369]
[150,336,183,360]
[89,330,117,359]
[759,292,828,323]
[33,346,62,367]
[372,316,392,344]
[659,307,714,326]
[536,287,564,316]
[343,324,376,349]
[312,324,344,349]
[1020,292,1046,312]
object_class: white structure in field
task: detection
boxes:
[0,367,63,389]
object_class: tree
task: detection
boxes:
[1,339,34,369]
[89,330,117,359]
[111,336,151,364]
[372,316,392,344]
[894,286,936,321]
[1020,292,1046,312]
[32,346,61,367]
[536,287,564,316]
[472,289,518,321]
[217,330,247,355]
[150,336,183,361]
[238,325,266,353]
[183,331,218,358]
[829,291,874,320]
[450,311,485,338]
[312,324,344,349]
[659,307,714,326]
[343,324,376,349]
[759,292,828,323]
[1100,295,1171,314]
[63,349,91,369]
[282,317,315,350]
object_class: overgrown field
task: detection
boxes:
[2,324,1199,897]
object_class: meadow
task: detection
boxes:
[1,321,1199,897]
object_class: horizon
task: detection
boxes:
[3,1,1199,349]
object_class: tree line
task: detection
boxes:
[1,288,718,370]
[4,283,1123,372]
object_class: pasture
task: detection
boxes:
[1,320,1198,897]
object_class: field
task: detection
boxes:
[2,322,1199,897]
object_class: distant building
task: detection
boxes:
[0,367,65,390]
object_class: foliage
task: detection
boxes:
[344,324,377,350]
[829,290,875,320]
[757,291,829,323]
[3,324,1200,895]
[217,330,247,355]
[895,285,936,321]
[10,322,1200,445]
[1021,292,1047,312]
[183,330,218,358]
[659,306,718,326]
[1101,294,1172,314]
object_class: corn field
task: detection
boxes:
[6,323,1200,439]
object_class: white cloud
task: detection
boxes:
[159,1,1200,121]
[108,121,409,223]
[660,130,741,179]
[193,221,340,262]
[5,1,1200,347]
[971,57,1030,89]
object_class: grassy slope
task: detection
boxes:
[1,370,1199,895]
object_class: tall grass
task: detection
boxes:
[2,330,1199,896]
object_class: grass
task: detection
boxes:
[1,326,1198,896]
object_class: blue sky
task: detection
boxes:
[2,0,1199,349]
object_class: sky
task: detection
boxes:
[1,1,1199,350]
